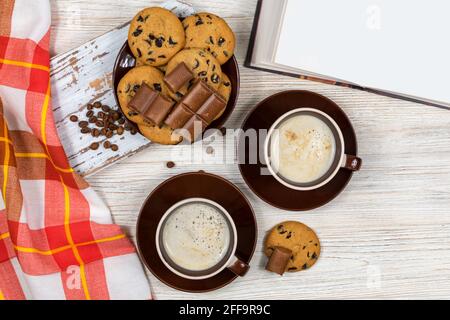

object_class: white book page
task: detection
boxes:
[275,0,450,103]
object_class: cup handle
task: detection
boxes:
[343,155,362,171]
[227,257,250,277]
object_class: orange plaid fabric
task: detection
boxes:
[0,0,150,300]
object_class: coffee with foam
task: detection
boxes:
[270,114,336,184]
[161,202,231,271]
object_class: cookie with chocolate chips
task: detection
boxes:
[165,48,222,101]
[182,13,235,65]
[264,221,320,273]
[117,66,171,125]
[128,7,185,67]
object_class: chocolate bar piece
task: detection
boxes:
[164,80,227,143]
[197,94,226,124]
[182,80,213,112]
[182,116,208,143]
[164,103,194,129]
[265,247,293,276]
[128,83,174,126]
[164,63,194,93]
[143,95,174,126]
[128,83,158,114]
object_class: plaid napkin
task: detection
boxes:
[0,0,151,300]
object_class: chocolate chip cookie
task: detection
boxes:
[165,48,222,101]
[128,7,185,67]
[264,221,320,272]
[117,65,171,126]
[182,13,235,65]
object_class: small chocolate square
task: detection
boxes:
[182,80,213,112]
[142,95,174,126]
[181,116,208,143]
[164,62,194,93]
[197,94,227,125]
[128,83,158,113]
[164,103,194,129]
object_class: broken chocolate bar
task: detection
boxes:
[164,62,194,93]
[163,80,226,142]
[128,83,174,126]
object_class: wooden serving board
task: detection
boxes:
[50,1,195,177]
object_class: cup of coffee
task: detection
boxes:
[264,108,362,191]
[155,198,249,280]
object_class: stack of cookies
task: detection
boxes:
[117,7,235,145]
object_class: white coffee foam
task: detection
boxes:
[270,115,336,184]
[162,202,231,271]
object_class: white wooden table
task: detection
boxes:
[51,0,450,299]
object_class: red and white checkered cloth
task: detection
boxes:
[0,0,151,300]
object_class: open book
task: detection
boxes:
[246,0,450,109]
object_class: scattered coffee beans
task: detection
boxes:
[166,161,175,169]
[72,101,138,153]
[90,142,100,150]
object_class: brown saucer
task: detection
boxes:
[136,171,257,293]
[238,90,359,211]
[112,42,240,136]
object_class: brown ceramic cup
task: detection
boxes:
[155,198,249,280]
[264,108,362,191]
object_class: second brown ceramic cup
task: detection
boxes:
[155,198,250,280]
[264,108,362,191]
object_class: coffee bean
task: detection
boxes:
[101,105,110,112]
[87,104,94,110]
[92,128,100,137]
[96,120,104,127]
[166,161,175,169]
[90,142,99,150]
[113,113,120,121]
[118,118,125,125]
[117,127,124,135]
[78,121,88,128]
[100,128,107,136]
[81,127,91,134]
[130,127,138,135]
[70,115,78,122]
[103,141,111,149]
[111,144,119,152]
[89,116,97,123]
[105,130,113,138]
[98,111,105,118]
[109,124,118,131]
[86,110,94,117]
[93,102,102,109]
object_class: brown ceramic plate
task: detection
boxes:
[112,42,240,135]
[238,90,358,211]
[136,171,257,293]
